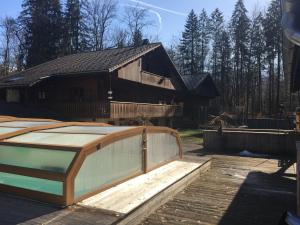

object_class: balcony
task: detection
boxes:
[110,101,182,119]
[42,101,183,119]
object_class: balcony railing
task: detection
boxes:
[44,102,110,118]
[41,101,183,119]
[110,101,182,119]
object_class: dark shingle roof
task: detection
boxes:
[180,74,207,91]
[0,43,161,87]
[180,74,219,98]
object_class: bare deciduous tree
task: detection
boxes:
[110,27,129,48]
[84,0,117,50]
[123,5,153,46]
[0,16,18,76]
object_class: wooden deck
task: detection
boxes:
[0,194,120,225]
[140,155,297,225]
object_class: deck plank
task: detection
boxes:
[0,194,119,225]
[140,156,297,225]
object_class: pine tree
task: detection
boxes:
[198,9,210,74]
[19,0,63,67]
[48,0,63,57]
[250,12,265,113]
[64,0,81,54]
[179,10,200,76]
[210,8,224,84]
[230,0,250,109]
[132,29,143,46]
[271,0,282,113]
[220,29,232,110]
[263,0,282,114]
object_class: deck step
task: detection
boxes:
[78,157,212,225]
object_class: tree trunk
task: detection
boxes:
[276,49,281,113]
[258,57,262,113]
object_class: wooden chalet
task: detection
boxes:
[181,74,219,124]
[0,43,218,124]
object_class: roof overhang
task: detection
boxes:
[0,71,109,89]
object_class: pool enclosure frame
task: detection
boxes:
[0,120,183,206]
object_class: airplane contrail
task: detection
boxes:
[124,3,163,33]
[129,0,187,16]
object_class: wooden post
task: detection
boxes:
[142,128,148,173]
[296,108,300,216]
[297,142,300,216]
[296,108,300,132]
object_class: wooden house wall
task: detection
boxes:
[183,95,210,123]
[117,59,175,90]
[117,47,183,91]
[140,71,175,90]
[141,48,172,77]
[111,78,179,105]
[118,59,141,83]
[0,89,6,101]
[25,72,180,106]
[28,75,109,104]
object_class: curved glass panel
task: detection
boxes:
[0,127,23,134]
[74,135,143,198]
[6,132,104,147]
[40,126,135,134]
[147,133,179,169]
[0,145,76,173]
[0,121,57,128]
[0,172,63,195]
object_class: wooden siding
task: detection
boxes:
[141,71,175,90]
[118,59,141,83]
[29,76,101,103]
[117,60,175,90]
[110,101,182,119]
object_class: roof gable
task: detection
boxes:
[181,74,219,98]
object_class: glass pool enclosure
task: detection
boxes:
[0,117,182,205]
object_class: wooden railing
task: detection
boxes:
[39,101,183,119]
[110,101,183,119]
[44,102,110,118]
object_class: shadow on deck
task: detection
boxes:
[0,193,119,225]
[141,155,297,225]
[218,161,296,225]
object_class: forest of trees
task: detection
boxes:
[0,0,298,116]
[169,0,298,117]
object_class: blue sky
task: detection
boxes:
[0,0,272,46]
